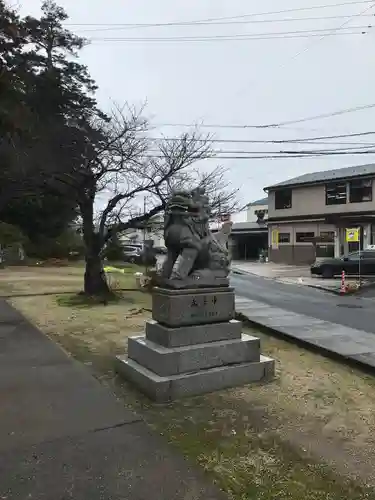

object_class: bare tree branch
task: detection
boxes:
[96,126,220,243]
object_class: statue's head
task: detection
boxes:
[191,186,205,197]
[164,191,195,233]
[166,191,193,213]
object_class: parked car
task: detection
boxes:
[311,249,375,279]
[122,244,157,266]
[122,245,143,264]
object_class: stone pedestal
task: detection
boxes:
[115,287,275,402]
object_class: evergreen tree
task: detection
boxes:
[0,1,100,240]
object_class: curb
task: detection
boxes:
[231,269,254,276]
[306,281,375,296]
[233,270,374,296]
[235,310,375,375]
[306,284,342,295]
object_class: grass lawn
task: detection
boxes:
[2,264,375,499]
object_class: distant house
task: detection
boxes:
[222,196,269,260]
[265,163,375,265]
[243,196,268,224]
[118,214,165,248]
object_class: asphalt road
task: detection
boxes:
[231,272,375,334]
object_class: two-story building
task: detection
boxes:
[265,163,375,265]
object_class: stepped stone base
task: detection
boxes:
[115,287,275,402]
[145,319,242,348]
[115,355,275,403]
[128,333,260,377]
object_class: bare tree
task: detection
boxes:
[46,106,238,296]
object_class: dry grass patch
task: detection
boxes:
[0,262,141,296]
[12,292,150,374]
[5,266,375,500]
[3,263,150,374]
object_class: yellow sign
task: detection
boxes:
[271,229,279,247]
[345,228,360,242]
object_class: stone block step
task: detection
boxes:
[145,319,242,348]
[128,333,260,377]
[115,355,275,402]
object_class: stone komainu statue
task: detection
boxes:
[158,188,232,289]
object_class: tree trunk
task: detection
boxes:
[84,251,110,296]
[80,199,110,296]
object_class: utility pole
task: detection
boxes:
[143,196,147,246]
[143,196,148,274]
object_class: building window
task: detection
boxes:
[349,179,372,203]
[325,182,347,205]
[319,231,335,242]
[278,232,290,243]
[274,189,292,210]
[296,231,315,243]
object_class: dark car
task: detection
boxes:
[311,249,375,279]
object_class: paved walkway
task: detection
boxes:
[231,261,310,278]
[236,296,375,369]
[0,300,226,500]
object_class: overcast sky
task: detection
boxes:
[20,0,375,206]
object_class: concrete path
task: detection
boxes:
[236,295,375,369]
[232,261,310,279]
[0,299,226,500]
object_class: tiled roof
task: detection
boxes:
[241,196,268,209]
[264,163,375,190]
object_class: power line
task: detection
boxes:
[150,146,375,154]
[216,145,375,153]
[149,136,375,146]
[233,1,375,100]
[150,142,375,153]
[144,150,375,159]
[89,32,366,43]
[89,26,371,42]
[74,14,375,32]
[270,130,375,141]
[153,104,375,130]
[66,1,374,28]
[259,103,375,128]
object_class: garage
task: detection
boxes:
[229,223,268,261]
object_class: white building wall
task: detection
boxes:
[246,203,268,222]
